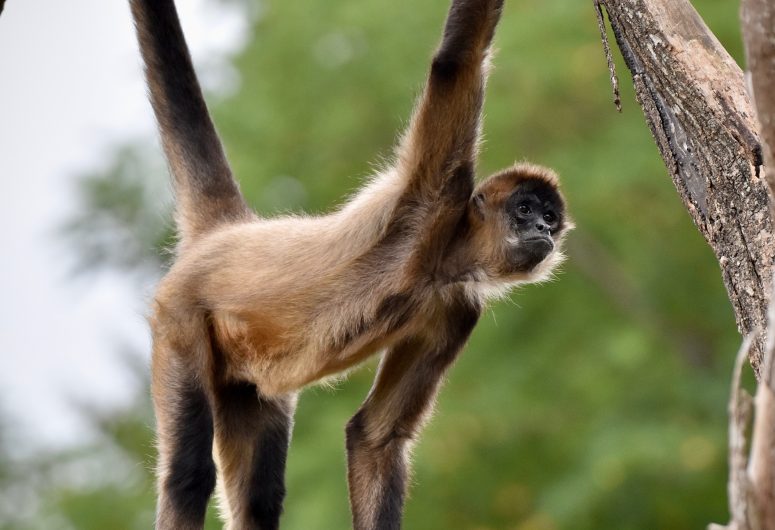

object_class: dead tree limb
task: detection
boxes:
[712,318,775,530]
[740,1,775,527]
[595,0,775,374]
[742,0,775,201]
[593,1,775,526]
[748,321,775,529]
[709,333,758,530]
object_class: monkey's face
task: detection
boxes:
[469,165,570,282]
[504,178,567,272]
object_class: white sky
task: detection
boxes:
[0,0,247,451]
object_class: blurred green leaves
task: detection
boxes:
[61,144,175,276]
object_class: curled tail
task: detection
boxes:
[130,0,252,243]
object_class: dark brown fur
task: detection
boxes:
[129,0,571,528]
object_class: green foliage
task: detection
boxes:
[61,144,176,275]
[15,0,747,528]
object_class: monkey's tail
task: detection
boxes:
[129,0,252,243]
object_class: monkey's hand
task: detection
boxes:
[436,0,504,69]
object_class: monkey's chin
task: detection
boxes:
[509,237,554,272]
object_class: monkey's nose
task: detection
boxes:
[536,222,548,232]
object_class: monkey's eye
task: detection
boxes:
[543,212,556,223]
[518,204,531,215]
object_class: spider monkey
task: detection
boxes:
[129,0,571,528]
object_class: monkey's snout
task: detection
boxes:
[510,236,554,271]
[524,236,554,254]
[524,236,555,264]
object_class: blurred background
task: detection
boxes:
[0,0,748,528]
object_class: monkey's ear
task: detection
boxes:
[470,193,486,221]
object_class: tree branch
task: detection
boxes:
[740,2,775,527]
[742,0,775,206]
[596,0,775,375]
[594,2,775,528]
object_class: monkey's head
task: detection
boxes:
[467,163,572,285]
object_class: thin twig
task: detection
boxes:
[751,285,775,528]
[594,0,622,112]
[725,332,757,529]
[765,280,775,389]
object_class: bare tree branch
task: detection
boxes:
[709,333,758,530]
[595,0,775,374]
[742,0,775,204]
[734,6,775,524]
[749,316,775,528]
[713,305,775,530]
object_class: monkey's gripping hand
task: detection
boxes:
[435,0,504,72]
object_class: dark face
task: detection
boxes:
[504,179,565,270]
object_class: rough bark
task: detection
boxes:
[742,0,775,201]
[594,2,775,528]
[740,1,775,528]
[596,0,775,374]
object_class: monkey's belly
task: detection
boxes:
[210,308,403,396]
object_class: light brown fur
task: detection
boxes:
[130,0,571,528]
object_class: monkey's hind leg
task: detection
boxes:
[152,331,217,530]
[212,382,297,530]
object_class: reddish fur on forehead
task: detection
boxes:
[475,162,561,205]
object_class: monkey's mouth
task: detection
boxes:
[509,236,554,271]
[523,236,554,252]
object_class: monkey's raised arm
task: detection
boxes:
[130,0,251,241]
[396,0,503,200]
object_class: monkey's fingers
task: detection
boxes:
[438,0,504,64]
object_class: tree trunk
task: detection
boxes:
[595,0,774,374]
